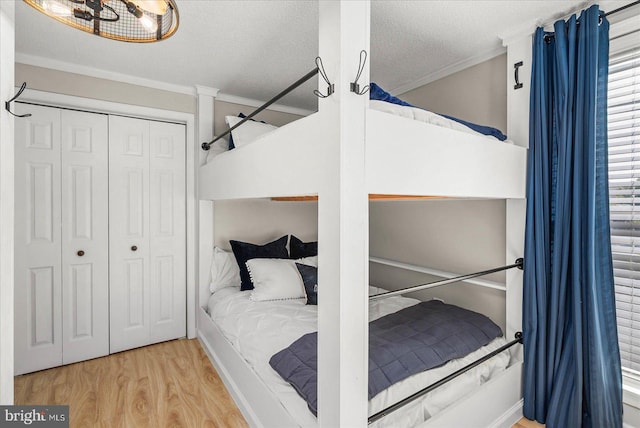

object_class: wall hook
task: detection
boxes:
[313,57,334,98]
[350,50,370,95]
[513,62,523,90]
[5,82,31,118]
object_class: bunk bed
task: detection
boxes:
[197,2,527,427]
[199,89,526,201]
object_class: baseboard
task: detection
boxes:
[488,398,524,428]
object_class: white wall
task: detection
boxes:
[16,63,196,114]
[400,54,507,133]
[0,0,15,404]
[214,198,318,250]
[625,403,640,428]
[370,199,507,329]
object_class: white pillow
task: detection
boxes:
[209,247,241,293]
[246,259,306,302]
[225,115,278,148]
[296,255,318,267]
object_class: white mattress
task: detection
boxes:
[207,287,510,427]
[205,102,509,164]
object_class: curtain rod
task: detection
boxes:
[605,0,640,17]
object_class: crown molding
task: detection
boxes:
[15,53,314,115]
[215,93,314,117]
[16,52,197,96]
[195,85,220,97]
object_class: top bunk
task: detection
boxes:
[199,97,526,201]
[199,16,527,202]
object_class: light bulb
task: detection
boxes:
[138,14,158,33]
[133,0,167,16]
[42,0,73,17]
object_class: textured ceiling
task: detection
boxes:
[15,0,632,111]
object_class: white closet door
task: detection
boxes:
[109,116,151,353]
[60,110,109,364]
[149,121,186,343]
[14,104,62,375]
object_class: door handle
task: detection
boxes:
[131,245,138,252]
[77,250,85,257]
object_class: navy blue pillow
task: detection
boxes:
[369,82,414,107]
[296,263,317,305]
[290,235,318,259]
[369,82,507,141]
[230,236,289,291]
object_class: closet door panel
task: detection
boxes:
[61,110,109,364]
[149,122,186,342]
[109,116,151,353]
[14,104,62,375]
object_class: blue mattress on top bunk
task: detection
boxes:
[269,300,503,416]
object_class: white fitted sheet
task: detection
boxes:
[207,287,510,427]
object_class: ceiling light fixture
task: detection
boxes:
[23,0,179,42]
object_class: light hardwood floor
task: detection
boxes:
[14,339,248,428]
[513,417,545,428]
[15,339,544,428]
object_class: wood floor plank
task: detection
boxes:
[513,417,545,428]
[14,339,247,428]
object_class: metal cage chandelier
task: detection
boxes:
[23,0,179,43]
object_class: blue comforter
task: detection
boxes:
[269,300,502,416]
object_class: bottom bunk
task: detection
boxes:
[197,285,523,427]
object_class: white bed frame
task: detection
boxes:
[199,106,526,201]
[196,1,531,426]
[197,303,524,428]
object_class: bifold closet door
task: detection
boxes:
[60,110,109,365]
[109,116,186,353]
[14,105,109,374]
[14,104,62,375]
[148,121,186,344]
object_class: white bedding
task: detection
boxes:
[207,286,510,427]
[205,101,509,164]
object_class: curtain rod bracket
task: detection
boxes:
[5,82,32,118]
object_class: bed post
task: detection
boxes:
[500,31,531,427]
[317,1,370,426]
[196,86,219,320]
[502,31,531,361]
